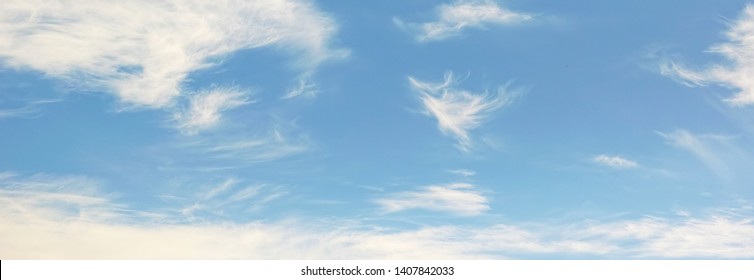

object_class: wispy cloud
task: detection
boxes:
[409,72,521,151]
[395,0,533,42]
[173,87,251,134]
[657,130,737,179]
[0,0,343,109]
[659,4,754,106]
[2,172,753,259]
[0,98,62,120]
[0,104,41,119]
[449,169,476,177]
[195,128,310,163]
[576,214,754,258]
[283,77,319,99]
[376,182,489,216]
[593,155,639,169]
[179,178,288,221]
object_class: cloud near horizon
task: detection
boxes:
[376,182,490,216]
[2,172,753,259]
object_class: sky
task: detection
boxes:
[1,0,754,259]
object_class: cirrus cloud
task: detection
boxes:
[376,182,489,216]
[0,0,344,109]
[409,72,522,151]
[659,4,754,106]
[395,0,533,42]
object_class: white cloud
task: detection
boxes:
[659,4,754,106]
[376,182,489,216]
[174,87,251,134]
[0,0,343,109]
[2,173,754,259]
[593,155,639,169]
[395,0,533,42]
[409,72,520,151]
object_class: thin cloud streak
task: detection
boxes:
[200,129,310,163]
[409,72,521,151]
[395,0,533,42]
[659,4,754,106]
[376,182,490,216]
[283,77,319,99]
[179,178,288,222]
[657,130,738,180]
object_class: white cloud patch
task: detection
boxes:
[659,4,754,106]
[376,182,489,216]
[0,0,343,109]
[409,72,521,151]
[2,172,754,259]
[174,87,251,134]
[593,155,639,169]
[395,0,533,42]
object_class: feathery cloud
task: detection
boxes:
[174,87,251,134]
[659,4,754,106]
[409,72,520,151]
[593,155,639,169]
[376,182,489,216]
[0,0,343,109]
[395,0,533,42]
[195,128,309,163]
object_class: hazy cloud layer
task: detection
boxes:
[2,172,753,259]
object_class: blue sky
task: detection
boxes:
[1,0,754,259]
